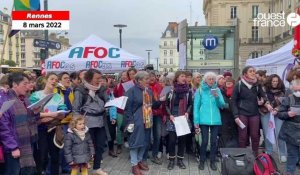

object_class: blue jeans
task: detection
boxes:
[261,113,286,156]
[4,153,20,175]
[130,147,146,166]
[143,128,152,161]
[152,116,162,157]
[200,125,219,162]
[286,142,300,174]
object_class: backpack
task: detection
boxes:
[253,153,280,175]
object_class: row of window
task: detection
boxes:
[163,41,174,47]
[230,0,292,19]
[163,68,174,72]
[163,50,174,56]
[163,58,173,64]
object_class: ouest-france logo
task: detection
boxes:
[253,12,300,27]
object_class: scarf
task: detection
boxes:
[83,81,101,98]
[73,128,86,141]
[150,82,162,101]
[226,86,234,97]
[57,84,73,111]
[143,88,153,129]
[242,75,257,85]
[173,82,189,99]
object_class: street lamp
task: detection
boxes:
[145,50,152,65]
[113,24,127,48]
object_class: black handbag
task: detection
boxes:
[220,148,255,175]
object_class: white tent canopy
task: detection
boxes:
[45,34,146,73]
[246,40,294,78]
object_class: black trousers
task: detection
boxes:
[108,120,117,151]
[168,131,186,159]
[36,129,60,175]
[89,127,107,170]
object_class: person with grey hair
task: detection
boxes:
[194,71,226,171]
[276,79,300,175]
[124,71,162,175]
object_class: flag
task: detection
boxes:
[266,113,276,145]
[292,7,300,56]
[9,0,41,37]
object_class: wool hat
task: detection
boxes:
[223,71,232,77]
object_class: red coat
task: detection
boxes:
[113,83,125,114]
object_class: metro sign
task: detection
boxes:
[202,35,218,50]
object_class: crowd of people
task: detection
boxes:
[0,65,299,175]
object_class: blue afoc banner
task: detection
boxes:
[202,35,218,50]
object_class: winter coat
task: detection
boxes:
[73,85,111,141]
[276,95,300,146]
[0,90,37,168]
[64,127,95,164]
[193,81,226,126]
[231,80,267,118]
[124,85,160,149]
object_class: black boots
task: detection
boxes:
[198,161,205,170]
[167,159,175,170]
[177,158,186,169]
[210,161,217,171]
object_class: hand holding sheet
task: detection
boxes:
[27,93,54,110]
[173,115,191,136]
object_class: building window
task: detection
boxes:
[170,41,173,46]
[164,68,167,72]
[251,51,259,59]
[252,26,259,41]
[21,38,25,43]
[164,41,167,46]
[230,6,237,19]
[0,24,3,32]
[21,53,26,59]
[252,5,259,18]
[200,50,204,55]
[170,50,173,56]
[34,53,39,59]
[164,59,167,64]
[21,45,25,52]
[170,58,173,64]
[170,68,173,72]
[164,50,167,56]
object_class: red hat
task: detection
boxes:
[223,72,232,77]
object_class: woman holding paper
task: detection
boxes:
[165,70,193,170]
[0,73,37,175]
[261,74,287,162]
[113,70,129,154]
[193,72,225,171]
[231,66,273,157]
[29,72,67,175]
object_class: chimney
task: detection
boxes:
[195,21,198,26]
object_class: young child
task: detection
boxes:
[64,116,95,175]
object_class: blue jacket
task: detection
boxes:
[193,81,225,126]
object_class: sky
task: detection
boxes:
[1,0,205,64]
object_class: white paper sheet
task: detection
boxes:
[160,86,172,97]
[105,96,128,110]
[57,110,71,114]
[290,107,300,115]
[236,118,246,129]
[122,81,135,92]
[173,115,191,136]
[27,93,54,109]
[0,100,16,114]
